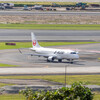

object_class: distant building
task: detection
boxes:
[0,0,99,2]
[0,3,14,9]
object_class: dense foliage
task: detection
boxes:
[20,82,94,100]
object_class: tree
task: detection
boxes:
[20,82,94,100]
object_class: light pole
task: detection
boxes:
[65,65,67,87]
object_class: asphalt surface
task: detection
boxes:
[1,84,100,94]
[0,79,62,85]
[0,11,100,15]
[0,29,100,36]
[0,29,100,42]
[0,30,100,74]
[0,30,100,75]
[0,43,100,75]
[0,30,100,91]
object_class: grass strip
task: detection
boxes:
[0,63,18,67]
[0,24,100,30]
[39,42,99,47]
[0,83,14,88]
[0,1,99,5]
[0,1,76,5]
[0,75,100,85]
[94,92,100,100]
[0,94,25,100]
[0,42,99,50]
[0,92,99,100]
[0,93,99,100]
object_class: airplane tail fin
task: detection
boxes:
[31,32,41,48]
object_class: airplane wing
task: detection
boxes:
[18,49,56,58]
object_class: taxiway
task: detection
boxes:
[0,30,100,75]
[0,43,100,75]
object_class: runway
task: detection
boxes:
[0,29,100,42]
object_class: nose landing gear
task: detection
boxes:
[67,59,74,64]
[58,59,62,62]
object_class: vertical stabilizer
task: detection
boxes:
[31,32,41,48]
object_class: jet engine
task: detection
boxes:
[47,56,54,62]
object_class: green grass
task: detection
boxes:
[0,92,99,100]
[39,42,99,47]
[0,24,100,30]
[0,93,99,100]
[0,42,31,50]
[0,42,99,50]
[0,75,100,85]
[0,94,25,100]
[0,83,14,88]
[94,92,100,100]
[0,63,17,67]
[0,1,99,5]
[0,1,75,5]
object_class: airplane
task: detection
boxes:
[19,32,79,63]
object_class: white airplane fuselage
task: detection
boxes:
[30,47,79,62]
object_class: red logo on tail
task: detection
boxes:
[33,40,36,46]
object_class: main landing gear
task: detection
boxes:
[58,59,62,62]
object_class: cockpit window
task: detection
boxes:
[71,52,76,54]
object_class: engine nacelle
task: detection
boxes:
[47,56,54,62]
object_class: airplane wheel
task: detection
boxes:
[47,59,50,62]
[47,58,54,62]
[52,58,54,61]
[58,59,62,62]
[70,62,73,64]
[70,59,73,64]
[67,59,73,64]
[47,59,54,62]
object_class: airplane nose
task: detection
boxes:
[75,54,79,59]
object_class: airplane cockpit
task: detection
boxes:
[70,52,77,54]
